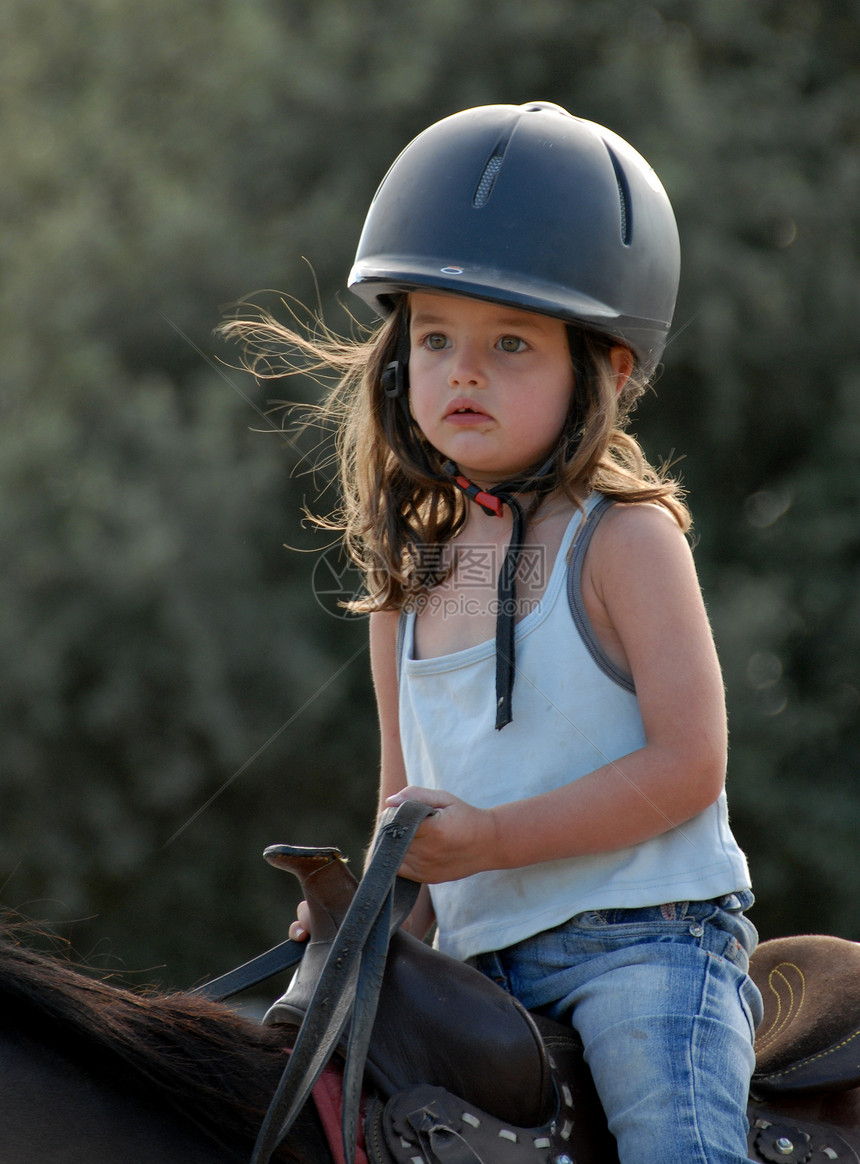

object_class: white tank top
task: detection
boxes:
[398,495,751,961]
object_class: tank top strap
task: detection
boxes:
[566,495,636,694]
[395,607,410,686]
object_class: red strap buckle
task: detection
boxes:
[454,475,504,517]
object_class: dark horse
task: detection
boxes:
[4,920,860,1164]
[0,924,328,1163]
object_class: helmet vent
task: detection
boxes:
[473,154,504,208]
[473,120,518,208]
[605,145,633,246]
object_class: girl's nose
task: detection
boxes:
[447,342,485,388]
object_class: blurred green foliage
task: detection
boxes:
[1,0,858,986]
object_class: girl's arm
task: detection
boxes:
[289,609,436,943]
[369,610,437,940]
[387,504,729,884]
[370,609,409,810]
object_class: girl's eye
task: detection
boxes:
[498,335,527,353]
[423,333,449,351]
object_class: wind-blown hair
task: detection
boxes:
[220,295,690,612]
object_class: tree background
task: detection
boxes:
[1,0,858,989]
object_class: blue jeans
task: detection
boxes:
[473,892,763,1164]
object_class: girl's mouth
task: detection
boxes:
[445,400,491,424]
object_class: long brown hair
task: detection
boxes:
[220,295,690,612]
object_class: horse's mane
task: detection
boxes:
[0,918,314,1162]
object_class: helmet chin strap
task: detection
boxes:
[442,457,556,730]
[383,307,561,728]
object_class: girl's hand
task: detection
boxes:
[385,786,498,883]
[288,899,312,942]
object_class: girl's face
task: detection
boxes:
[407,291,575,487]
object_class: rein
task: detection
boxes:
[195,803,432,1163]
[251,801,432,1164]
[190,802,433,1164]
[191,805,431,1007]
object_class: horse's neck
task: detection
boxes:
[0,1027,328,1164]
[0,1030,211,1161]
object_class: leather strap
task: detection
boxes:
[422,1126,483,1164]
[191,850,356,1001]
[251,800,434,1164]
[489,490,526,730]
[440,461,533,730]
[189,938,305,1002]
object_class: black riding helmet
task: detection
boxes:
[347,103,681,729]
[348,101,680,378]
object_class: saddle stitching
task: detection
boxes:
[756,961,806,1052]
[757,1026,860,1082]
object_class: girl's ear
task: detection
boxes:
[609,345,634,396]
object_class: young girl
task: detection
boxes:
[231,102,763,1164]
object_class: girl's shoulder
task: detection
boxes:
[596,497,687,539]
[586,499,695,595]
[581,499,706,679]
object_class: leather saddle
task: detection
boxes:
[263,845,556,1129]
[263,838,860,1163]
[750,933,860,1098]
